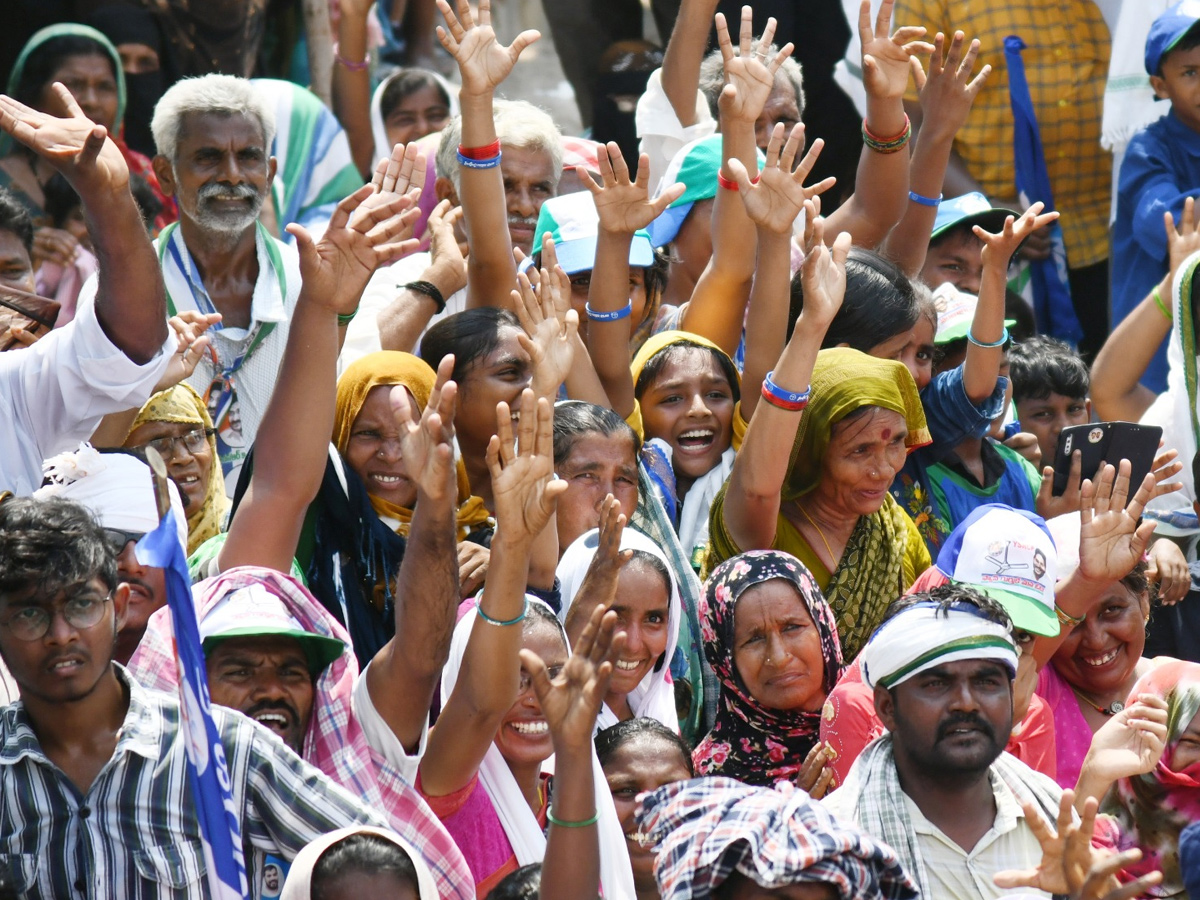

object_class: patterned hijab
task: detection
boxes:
[637,777,917,900]
[333,351,490,538]
[126,383,229,555]
[1105,660,1200,897]
[693,550,843,786]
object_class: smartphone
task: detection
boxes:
[1051,422,1162,496]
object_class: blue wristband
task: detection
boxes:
[967,326,1009,349]
[475,596,527,626]
[761,369,811,409]
[585,301,633,321]
[908,190,942,207]
[457,150,502,169]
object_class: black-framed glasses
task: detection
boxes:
[102,528,145,554]
[518,664,564,694]
[1,591,113,641]
[129,427,213,461]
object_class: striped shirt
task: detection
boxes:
[0,666,385,899]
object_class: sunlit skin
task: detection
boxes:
[865,315,936,391]
[1170,708,1200,771]
[606,561,670,713]
[567,266,647,343]
[805,408,908,520]
[344,385,421,508]
[116,42,160,74]
[733,579,827,713]
[114,541,166,664]
[670,197,715,286]
[125,420,214,517]
[500,145,558,254]
[601,736,693,896]
[1014,392,1091,463]
[753,76,802,151]
[919,229,985,295]
[1151,43,1200,135]
[555,431,639,552]
[453,327,532,462]
[1053,583,1149,706]
[639,348,736,492]
[40,53,119,131]
[718,875,838,900]
[206,636,315,753]
[493,622,568,774]
[314,870,419,900]
[0,230,35,293]
[384,83,451,147]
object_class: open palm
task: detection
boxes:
[435,0,539,95]
[488,392,565,544]
[734,123,833,234]
[392,355,458,501]
[714,9,792,123]
[859,0,932,101]
[586,143,681,235]
[1077,462,1158,584]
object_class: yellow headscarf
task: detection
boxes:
[334,351,491,538]
[784,347,930,501]
[126,383,230,555]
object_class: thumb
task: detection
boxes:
[992,870,1040,890]
[286,223,316,263]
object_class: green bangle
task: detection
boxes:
[1055,604,1085,628]
[547,808,600,828]
[1152,286,1172,322]
[475,596,527,627]
[337,309,358,326]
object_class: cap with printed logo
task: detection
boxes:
[532,191,654,275]
[200,583,345,674]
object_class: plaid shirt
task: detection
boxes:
[127,566,475,900]
[897,0,1112,267]
[0,666,384,900]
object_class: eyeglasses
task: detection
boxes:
[518,664,565,695]
[2,591,113,641]
[103,528,145,554]
[130,427,213,461]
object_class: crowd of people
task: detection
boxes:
[4,0,1200,897]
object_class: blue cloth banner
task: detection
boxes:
[138,510,249,899]
[1003,35,1085,346]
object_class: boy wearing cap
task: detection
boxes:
[1112,0,1200,394]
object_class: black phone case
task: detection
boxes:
[1051,422,1162,496]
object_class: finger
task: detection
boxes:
[780,122,803,173]
[757,17,779,63]
[493,401,516,465]
[959,36,981,78]
[533,394,554,461]
[943,30,964,72]
[725,157,754,192]
[769,42,794,76]
[477,0,491,27]
[965,62,992,93]
[518,648,556,702]
[910,54,927,92]
[507,29,541,60]
[715,13,734,65]
[991,869,1041,890]
[766,122,786,168]
[51,83,86,119]
[1125,469,1157,523]
[79,125,108,168]
[794,134,824,182]
[738,5,752,60]
[857,0,872,47]
[875,0,896,40]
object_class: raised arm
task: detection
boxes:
[330,0,376,176]
[824,0,932,246]
[880,31,989,275]
[0,86,167,363]
[220,146,423,572]
[722,221,850,550]
[435,0,538,308]
[582,143,684,416]
[366,356,461,752]
[659,0,720,128]
[419,392,566,797]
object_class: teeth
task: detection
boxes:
[52,660,80,670]
[615,659,642,670]
[1083,649,1119,667]
[255,713,289,727]
[374,475,402,483]
[180,476,199,483]
[626,832,655,848]
[679,430,713,440]
[512,720,548,734]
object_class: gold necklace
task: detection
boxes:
[795,501,837,569]
[1070,684,1125,717]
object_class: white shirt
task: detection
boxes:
[0,295,172,495]
[350,660,428,784]
[635,68,717,197]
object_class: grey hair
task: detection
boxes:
[151,74,276,161]
[698,43,805,122]
[435,98,563,192]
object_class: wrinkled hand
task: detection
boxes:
[458,541,490,599]
[1080,695,1169,785]
[859,0,933,102]
[488,391,566,545]
[1166,196,1200,282]
[513,237,579,399]
[976,202,1060,270]
[584,142,683,235]
[287,180,421,316]
[730,122,834,235]
[521,602,625,754]
[155,311,222,392]
[0,86,129,195]
[1148,537,1189,604]
[911,31,989,142]
[564,495,631,641]
[425,200,468,295]
[795,742,836,799]
[714,7,794,124]
[796,216,851,328]
[391,354,458,501]
[32,226,80,269]
[1077,461,1158,585]
[435,0,539,96]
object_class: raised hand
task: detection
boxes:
[426,199,468,296]
[1077,461,1159,585]
[730,122,834,234]
[584,142,684,235]
[286,180,422,316]
[513,237,579,399]
[858,0,933,102]
[911,31,990,142]
[993,791,1093,895]
[488,391,566,545]
[1148,445,1185,499]
[391,354,459,501]
[154,311,223,392]
[1166,195,1200,280]
[796,216,851,328]
[1080,695,1169,785]
[521,602,625,754]
[435,0,539,96]
[714,7,794,124]
[1147,537,1189,605]
[353,141,426,234]
[975,202,1060,269]
[1072,848,1162,900]
[564,495,632,641]
[0,85,129,195]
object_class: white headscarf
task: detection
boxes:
[556,527,681,734]
[439,598,635,898]
[279,826,438,899]
[369,68,460,168]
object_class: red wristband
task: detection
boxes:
[458,139,502,160]
[862,114,910,145]
[717,171,760,191]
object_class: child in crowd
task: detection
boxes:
[1145,450,1200,664]
[1112,1,1200,393]
[1007,335,1091,465]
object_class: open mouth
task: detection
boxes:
[625,831,655,850]
[510,719,549,735]
[675,429,715,454]
[252,711,293,734]
[49,657,85,674]
[615,659,644,672]
[370,474,407,487]
[1081,647,1120,667]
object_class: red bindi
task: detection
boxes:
[881,428,892,440]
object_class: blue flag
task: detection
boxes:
[1004,35,1085,346]
[137,510,249,899]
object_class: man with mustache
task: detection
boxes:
[147,73,301,493]
[824,586,1072,900]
